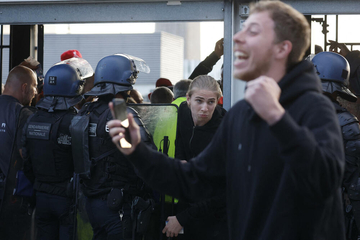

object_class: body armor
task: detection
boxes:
[22,109,76,196]
[76,99,152,198]
[334,102,360,200]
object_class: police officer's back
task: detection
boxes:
[22,58,93,240]
[0,65,37,240]
[312,52,360,240]
[72,54,155,240]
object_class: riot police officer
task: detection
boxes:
[22,58,93,240]
[312,52,360,240]
[71,54,155,240]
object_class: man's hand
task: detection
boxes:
[214,38,224,58]
[329,40,350,57]
[107,102,141,155]
[162,216,183,238]
[245,76,285,125]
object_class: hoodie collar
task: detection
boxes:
[247,60,322,122]
[278,60,322,106]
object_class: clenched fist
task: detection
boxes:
[245,76,285,125]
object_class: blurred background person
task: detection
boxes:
[172,79,191,107]
[188,38,223,80]
[156,78,173,91]
[329,40,360,99]
[61,49,82,61]
[148,78,173,102]
[129,89,144,104]
[150,86,174,104]
[19,57,44,106]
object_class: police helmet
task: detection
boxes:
[94,54,138,86]
[85,54,150,97]
[43,63,84,97]
[311,51,357,102]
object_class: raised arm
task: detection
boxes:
[107,102,227,202]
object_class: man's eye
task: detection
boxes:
[248,30,258,35]
[247,27,259,35]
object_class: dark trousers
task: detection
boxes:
[0,196,33,240]
[85,196,124,240]
[35,191,74,240]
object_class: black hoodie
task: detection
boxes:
[175,101,226,160]
[174,101,227,239]
[129,60,345,240]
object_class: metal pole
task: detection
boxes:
[223,0,234,111]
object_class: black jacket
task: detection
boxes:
[188,52,220,80]
[174,102,227,239]
[0,95,23,176]
[128,60,345,240]
[175,101,226,160]
[0,96,35,240]
[0,95,35,203]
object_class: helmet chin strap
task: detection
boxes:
[99,82,107,90]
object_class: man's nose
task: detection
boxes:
[233,29,245,43]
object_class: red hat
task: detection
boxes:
[61,50,83,61]
[156,78,173,88]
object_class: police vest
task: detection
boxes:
[23,109,75,184]
[78,100,146,198]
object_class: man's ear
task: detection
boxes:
[275,40,292,60]
[21,83,28,94]
[186,94,190,106]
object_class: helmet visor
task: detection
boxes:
[117,54,150,74]
[55,58,94,80]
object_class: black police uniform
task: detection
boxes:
[333,102,360,239]
[22,106,77,240]
[0,95,35,240]
[77,98,155,240]
[0,95,22,178]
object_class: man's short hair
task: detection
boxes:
[150,87,174,104]
[129,89,143,103]
[173,79,191,99]
[250,1,310,69]
[315,45,324,54]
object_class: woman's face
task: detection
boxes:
[187,89,218,126]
